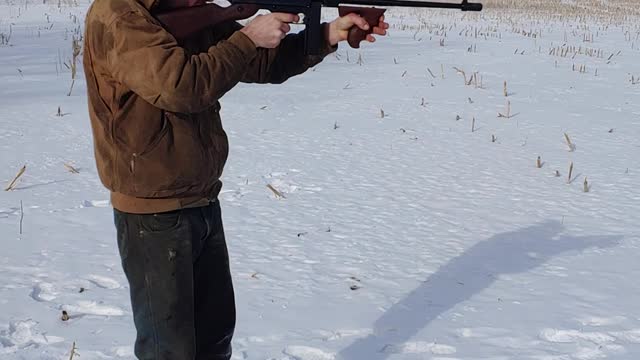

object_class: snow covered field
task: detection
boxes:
[1,0,639,359]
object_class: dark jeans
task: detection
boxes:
[114,201,235,360]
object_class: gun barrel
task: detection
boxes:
[339,0,482,11]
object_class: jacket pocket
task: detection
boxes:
[138,115,171,157]
[128,111,207,196]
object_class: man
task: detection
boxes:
[83,0,387,359]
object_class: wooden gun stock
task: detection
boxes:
[154,3,260,41]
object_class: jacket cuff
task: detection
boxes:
[226,30,259,61]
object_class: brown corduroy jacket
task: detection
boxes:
[83,0,337,213]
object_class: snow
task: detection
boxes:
[1,0,639,359]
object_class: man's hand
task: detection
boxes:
[326,13,389,47]
[241,13,299,48]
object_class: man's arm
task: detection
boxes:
[211,14,386,85]
[219,21,337,84]
[106,11,259,114]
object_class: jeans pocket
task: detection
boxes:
[139,210,183,233]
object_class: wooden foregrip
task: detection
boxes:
[338,6,386,49]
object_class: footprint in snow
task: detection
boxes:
[611,329,640,343]
[62,301,125,317]
[314,328,373,341]
[539,326,640,360]
[268,179,299,195]
[572,344,626,360]
[283,346,335,360]
[29,282,57,302]
[576,315,627,327]
[0,208,19,218]
[220,189,252,202]
[81,200,110,208]
[111,346,135,358]
[0,320,64,349]
[381,341,456,355]
[539,328,616,344]
[88,274,121,289]
[230,350,249,360]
